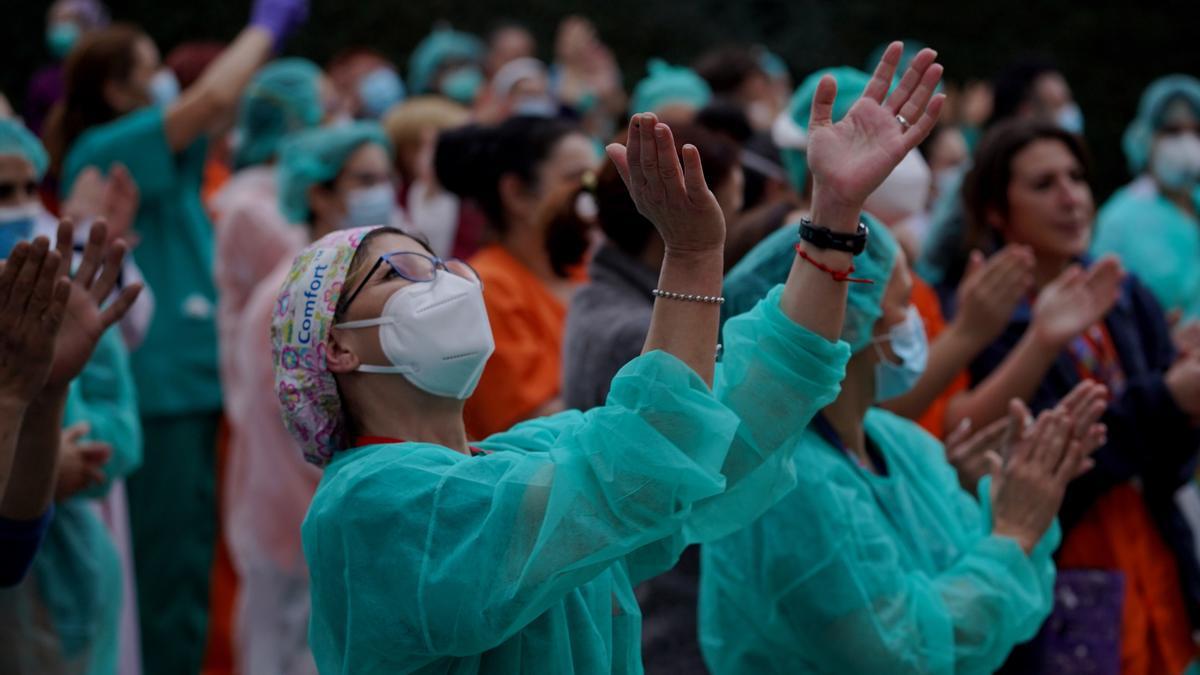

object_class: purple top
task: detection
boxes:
[0,506,54,587]
[24,64,64,137]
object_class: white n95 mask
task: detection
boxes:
[864,149,932,224]
[335,271,495,399]
[872,305,929,402]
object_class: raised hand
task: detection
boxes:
[1166,354,1200,419]
[990,402,1074,553]
[945,417,1006,493]
[606,113,725,254]
[0,236,70,407]
[953,245,1035,346]
[806,41,945,216]
[54,422,112,501]
[1031,257,1124,349]
[62,164,141,247]
[46,219,143,389]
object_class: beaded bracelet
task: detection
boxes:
[652,289,726,304]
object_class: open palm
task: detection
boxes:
[807,43,945,209]
[1032,257,1124,348]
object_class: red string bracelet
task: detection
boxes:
[794,244,874,284]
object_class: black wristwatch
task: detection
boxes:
[798,218,869,255]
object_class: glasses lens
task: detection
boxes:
[443,258,481,283]
[386,252,436,282]
[0,184,14,200]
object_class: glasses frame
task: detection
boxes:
[337,250,479,316]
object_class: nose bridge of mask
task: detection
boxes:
[873,306,924,362]
[864,149,932,221]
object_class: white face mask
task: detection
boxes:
[335,271,495,399]
[1150,133,1200,191]
[864,149,932,225]
[0,203,39,256]
[1056,103,1084,135]
[150,69,180,108]
[341,184,397,230]
[871,306,928,402]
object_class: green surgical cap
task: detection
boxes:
[0,119,49,180]
[843,215,900,354]
[234,58,324,170]
[1122,74,1200,175]
[277,121,391,224]
[782,67,870,193]
[408,28,484,95]
[630,59,713,116]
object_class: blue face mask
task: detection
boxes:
[341,184,397,230]
[1056,103,1085,135]
[0,205,38,257]
[150,69,181,108]
[872,306,928,402]
[358,68,405,119]
[440,67,484,105]
[47,22,80,60]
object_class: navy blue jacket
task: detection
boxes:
[955,272,1200,625]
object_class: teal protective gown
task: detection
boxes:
[0,328,141,675]
[699,408,1059,675]
[303,285,850,674]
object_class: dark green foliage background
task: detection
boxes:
[4,1,1198,197]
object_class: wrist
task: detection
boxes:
[946,315,994,352]
[0,395,31,417]
[992,522,1037,555]
[1026,321,1069,352]
[809,190,862,234]
[662,246,724,264]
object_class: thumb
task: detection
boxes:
[985,450,1004,479]
[964,250,985,282]
[808,75,838,130]
[63,421,91,442]
[79,442,113,466]
[606,144,631,190]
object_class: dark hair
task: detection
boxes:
[696,100,753,145]
[694,46,767,96]
[538,124,740,275]
[986,58,1061,128]
[962,118,1091,256]
[435,115,580,234]
[44,23,146,175]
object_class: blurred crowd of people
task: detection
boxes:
[3,1,1200,674]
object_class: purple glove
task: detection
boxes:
[250,0,309,51]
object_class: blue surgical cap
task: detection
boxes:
[630,59,713,116]
[408,28,484,95]
[843,215,900,354]
[277,122,391,224]
[234,58,324,170]
[782,67,870,194]
[1122,74,1200,176]
[0,119,49,180]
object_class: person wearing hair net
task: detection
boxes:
[270,42,946,674]
[732,67,1021,439]
[629,59,712,124]
[216,121,398,675]
[1093,75,1200,320]
[700,219,1109,675]
[0,125,143,673]
[407,26,486,106]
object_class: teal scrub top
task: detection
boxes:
[0,328,142,675]
[1093,179,1200,320]
[301,286,850,674]
[63,106,221,416]
[699,408,1059,675]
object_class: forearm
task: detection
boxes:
[642,248,724,386]
[0,400,28,500]
[779,194,858,341]
[945,331,1061,429]
[881,322,984,421]
[0,388,67,520]
[165,28,273,151]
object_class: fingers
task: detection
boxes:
[904,93,945,147]
[809,75,839,129]
[626,115,644,188]
[862,41,902,104]
[945,418,973,451]
[896,62,943,123]
[1037,411,1071,474]
[606,144,631,189]
[90,239,127,304]
[638,113,660,190]
[43,278,70,337]
[653,123,687,201]
[28,248,62,319]
[7,238,49,315]
[0,241,31,308]
[884,48,938,112]
[54,218,74,273]
[962,250,985,285]
[1004,398,1033,465]
[78,441,113,466]
[99,283,143,330]
[74,221,108,290]
[681,144,712,205]
[63,421,91,442]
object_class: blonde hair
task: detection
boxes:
[382,96,471,167]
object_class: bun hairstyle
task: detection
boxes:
[536,123,741,278]
[434,115,581,234]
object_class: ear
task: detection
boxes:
[325,331,361,375]
[498,173,533,221]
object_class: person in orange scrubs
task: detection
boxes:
[435,116,599,438]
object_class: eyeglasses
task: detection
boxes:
[338,250,480,315]
[0,180,38,201]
